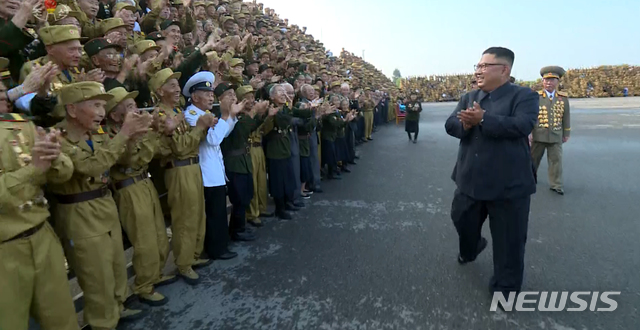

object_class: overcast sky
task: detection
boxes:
[261,0,640,81]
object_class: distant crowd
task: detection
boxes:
[401,65,640,101]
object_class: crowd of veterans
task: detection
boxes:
[402,64,640,101]
[0,0,401,329]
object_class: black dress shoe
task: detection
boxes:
[550,187,564,195]
[285,203,300,211]
[231,231,257,242]
[301,193,311,199]
[259,212,275,218]
[354,155,360,159]
[293,201,305,208]
[303,189,314,195]
[458,237,488,264]
[248,220,264,227]
[277,210,292,220]
[328,175,342,180]
[217,251,238,260]
[367,138,373,141]
[348,161,357,165]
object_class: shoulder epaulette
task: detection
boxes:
[557,91,568,97]
[95,126,106,134]
[72,67,81,74]
[537,90,545,96]
[0,113,27,122]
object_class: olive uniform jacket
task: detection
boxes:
[531,90,570,144]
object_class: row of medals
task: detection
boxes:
[537,103,565,130]
[9,128,49,210]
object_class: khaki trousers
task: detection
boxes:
[364,111,374,139]
[531,141,563,190]
[165,164,206,272]
[114,178,169,295]
[247,145,268,220]
[63,219,128,330]
[0,222,79,330]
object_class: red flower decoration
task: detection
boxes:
[45,0,57,13]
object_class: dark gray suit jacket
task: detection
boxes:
[445,82,538,201]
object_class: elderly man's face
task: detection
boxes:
[206,5,216,16]
[105,27,128,48]
[140,49,158,63]
[78,0,99,18]
[543,77,559,93]
[47,40,83,68]
[159,7,171,19]
[283,85,295,101]
[92,47,122,73]
[68,99,107,131]
[158,78,181,105]
[340,85,350,97]
[164,25,182,45]
[242,92,255,110]
[231,64,244,76]
[270,86,286,105]
[109,98,138,123]
[220,89,238,109]
[118,9,136,30]
[247,63,259,76]
[193,90,215,110]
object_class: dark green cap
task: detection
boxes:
[160,20,181,31]
[84,38,122,57]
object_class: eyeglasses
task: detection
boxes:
[474,63,505,71]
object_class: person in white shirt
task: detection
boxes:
[183,75,245,261]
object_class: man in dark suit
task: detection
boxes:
[444,47,538,299]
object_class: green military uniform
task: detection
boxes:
[0,18,36,83]
[0,112,79,330]
[47,82,137,329]
[531,66,571,194]
[150,69,209,282]
[19,25,83,123]
[105,88,173,305]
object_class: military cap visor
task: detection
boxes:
[150,68,182,92]
[84,38,122,57]
[214,82,236,98]
[101,18,127,34]
[183,71,216,97]
[160,20,182,31]
[113,2,136,13]
[105,87,139,113]
[134,40,161,55]
[540,66,566,79]
[146,31,165,41]
[258,64,273,73]
[59,82,113,106]
[235,85,254,99]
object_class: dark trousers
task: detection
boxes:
[451,189,530,295]
[346,123,356,161]
[267,158,295,212]
[226,171,254,234]
[356,116,365,141]
[204,185,229,259]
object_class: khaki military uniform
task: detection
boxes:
[362,98,375,139]
[0,113,79,330]
[246,125,268,223]
[531,89,570,192]
[49,113,132,329]
[156,103,208,274]
[109,127,170,295]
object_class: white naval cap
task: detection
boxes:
[183,71,215,97]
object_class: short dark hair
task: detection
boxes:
[483,47,515,66]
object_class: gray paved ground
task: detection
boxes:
[118,101,640,330]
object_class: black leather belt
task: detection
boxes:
[54,186,109,204]
[165,156,199,169]
[224,146,249,157]
[2,221,45,243]
[112,172,148,191]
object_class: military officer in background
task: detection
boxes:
[0,58,79,330]
[48,81,151,329]
[530,66,571,195]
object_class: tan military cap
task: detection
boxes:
[220,16,236,25]
[106,87,139,113]
[101,18,127,35]
[149,68,182,92]
[235,13,246,19]
[540,66,566,79]
[133,40,161,55]
[235,85,254,98]
[229,58,244,67]
[112,2,136,13]
[330,81,342,89]
[193,1,206,7]
[59,82,113,106]
[38,25,81,46]
[47,4,83,24]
